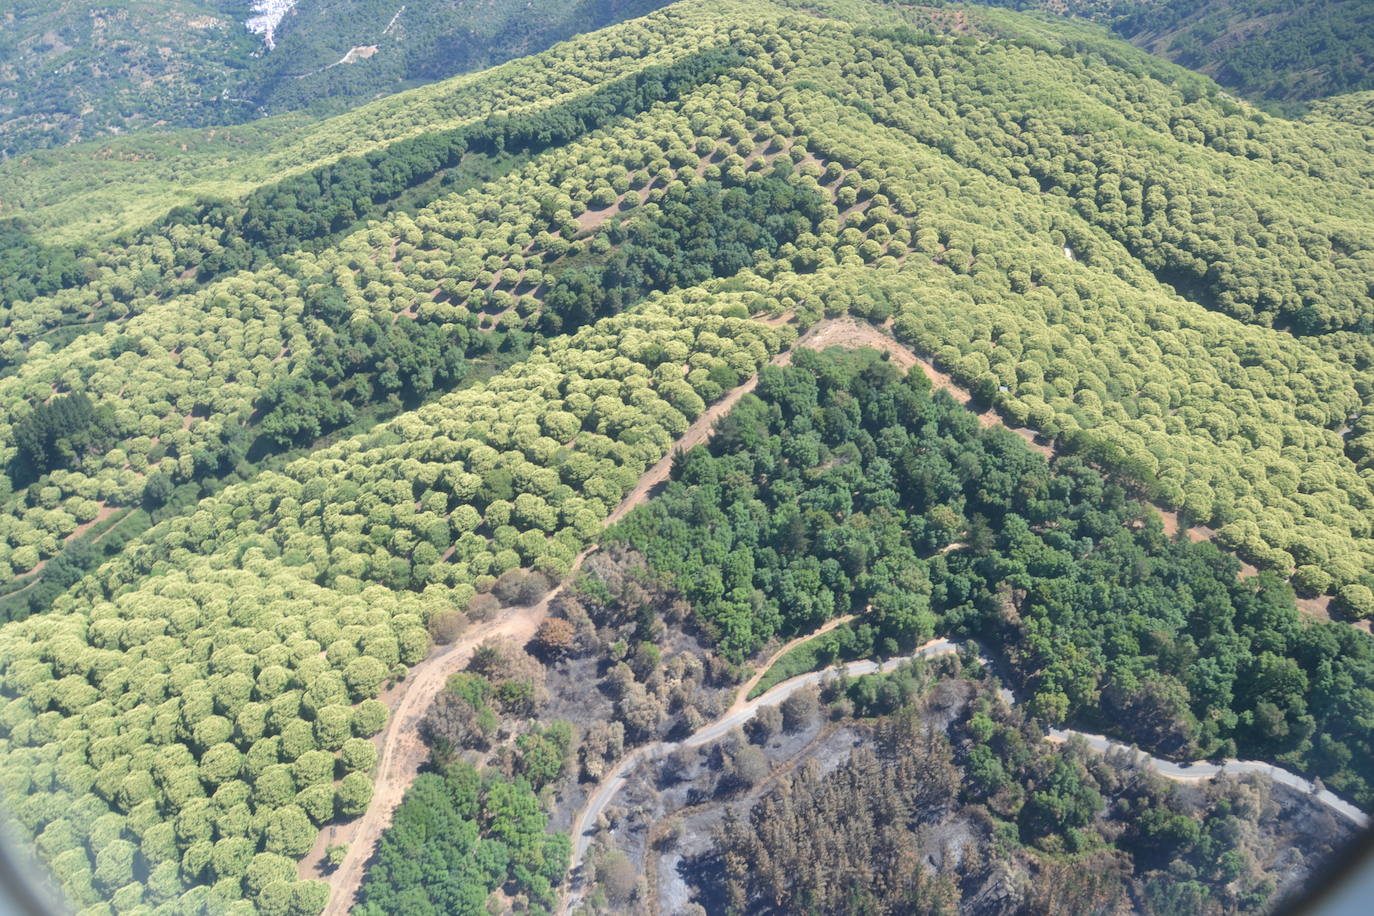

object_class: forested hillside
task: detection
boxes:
[984,0,1374,103]
[378,350,1365,914]
[0,0,262,155]
[0,0,1371,912]
[1106,0,1374,101]
[4,0,1366,161]
[0,2,738,243]
[0,0,676,157]
[617,350,1374,806]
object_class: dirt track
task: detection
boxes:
[563,637,1368,912]
[314,314,1355,912]
[317,599,553,915]
[731,613,856,709]
[318,320,822,913]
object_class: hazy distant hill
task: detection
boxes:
[987,0,1374,104]
[0,0,261,154]
[0,0,672,155]
[252,0,672,111]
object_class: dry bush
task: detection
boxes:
[493,567,550,606]
[467,592,501,622]
[531,617,577,660]
[428,608,467,645]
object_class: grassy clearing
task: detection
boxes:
[748,624,859,700]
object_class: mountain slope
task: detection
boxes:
[985,0,1374,103]
[4,0,1367,159]
[0,0,677,157]
[0,0,261,155]
[1106,0,1374,102]
[4,0,1373,619]
[0,1,1372,913]
[0,0,731,244]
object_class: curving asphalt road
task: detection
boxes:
[562,637,1369,909]
[564,639,961,905]
[1044,728,1370,828]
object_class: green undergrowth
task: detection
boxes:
[611,347,1374,806]
[747,621,864,699]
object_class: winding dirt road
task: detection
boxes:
[318,315,1368,914]
[319,600,553,915]
[319,321,827,913]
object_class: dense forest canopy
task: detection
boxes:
[354,761,569,916]
[0,0,1369,913]
[978,0,1374,103]
[614,349,1374,808]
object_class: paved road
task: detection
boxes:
[563,638,1369,909]
[1045,728,1370,828]
[564,639,961,905]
